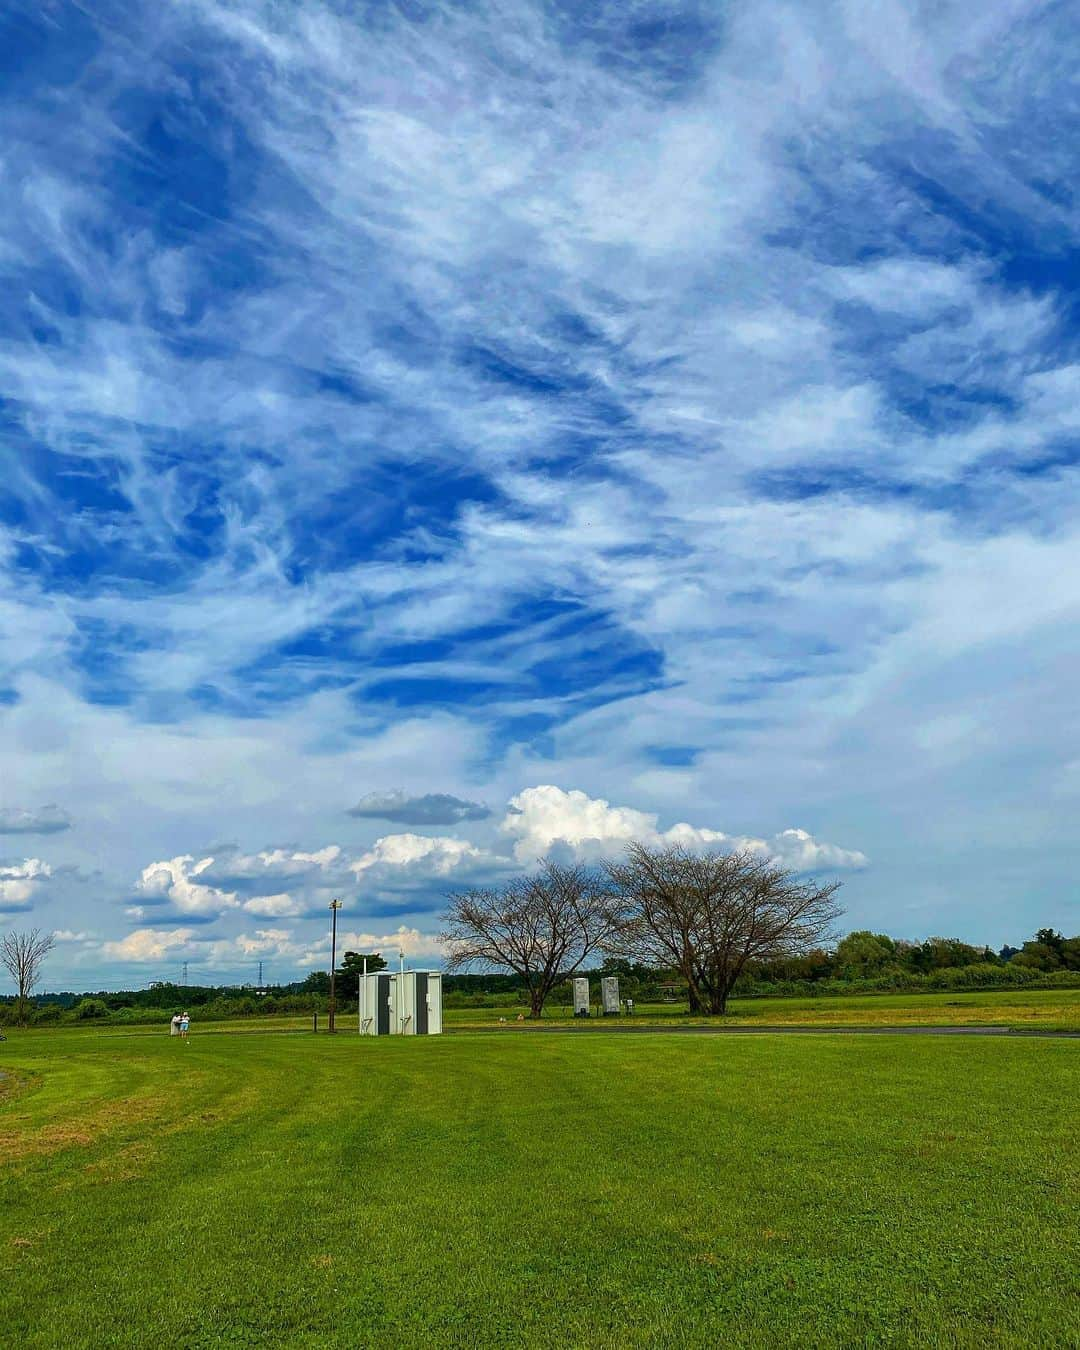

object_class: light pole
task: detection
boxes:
[328,899,343,1033]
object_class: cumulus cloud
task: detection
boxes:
[501,786,866,871]
[308,925,445,963]
[209,928,301,961]
[128,833,485,938]
[0,857,52,911]
[198,846,343,888]
[136,856,237,917]
[346,926,444,960]
[501,787,657,862]
[348,791,491,826]
[241,893,303,918]
[0,804,72,835]
[766,828,869,872]
[102,927,198,962]
[102,925,305,967]
[350,834,488,878]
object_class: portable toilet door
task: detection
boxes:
[359,971,384,1035]
[399,971,417,1035]
[360,971,398,1035]
[425,972,443,1035]
[410,972,425,1034]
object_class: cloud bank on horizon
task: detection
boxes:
[77,785,864,974]
[2,0,1079,985]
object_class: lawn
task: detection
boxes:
[443,985,1080,1030]
[1,1027,1077,1347]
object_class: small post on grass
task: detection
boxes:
[328,898,343,1034]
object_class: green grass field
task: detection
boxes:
[1,1025,1077,1347]
[31,985,1077,1038]
[443,985,1080,1030]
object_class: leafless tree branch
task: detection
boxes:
[606,843,843,1014]
[1,928,56,1026]
[440,862,626,1017]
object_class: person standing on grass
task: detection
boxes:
[179,1011,190,1041]
[170,1011,181,1036]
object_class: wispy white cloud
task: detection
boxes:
[3,0,1080,973]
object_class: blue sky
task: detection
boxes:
[2,0,1079,989]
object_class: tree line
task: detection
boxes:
[4,842,1078,1025]
[441,843,842,1017]
[440,845,1080,1016]
[0,939,389,1027]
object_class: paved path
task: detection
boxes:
[486,1023,1080,1038]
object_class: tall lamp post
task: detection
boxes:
[328,898,343,1033]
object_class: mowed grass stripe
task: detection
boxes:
[0,1031,1077,1347]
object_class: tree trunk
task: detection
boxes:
[529,987,545,1018]
[708,988,728,1015]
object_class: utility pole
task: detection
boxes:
[328,899,343,1033]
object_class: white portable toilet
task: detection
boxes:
[360,969,442,1035]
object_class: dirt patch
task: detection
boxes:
[0,1069,38,1114]
[83,1140,158,1184]
[1,1065,262,1179]
[0,1093,171,1163]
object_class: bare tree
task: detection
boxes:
[440,862,626,1018]
[606,843,843,1015]
[1,928,56,1026]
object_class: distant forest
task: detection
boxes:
[5,926,1078,1026]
